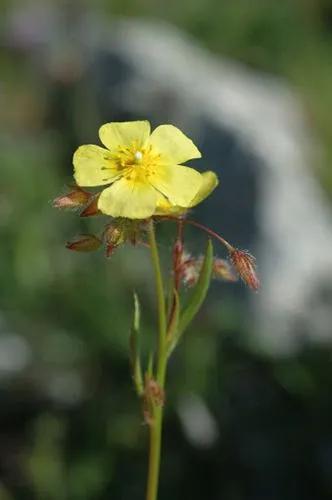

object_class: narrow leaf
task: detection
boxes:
[177,239,213,338]
[130,292,144,395]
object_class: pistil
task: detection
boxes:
[134,151,143,164]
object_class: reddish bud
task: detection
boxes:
[80,195,100,217]
[230,249,260,291]
[53,187,91,209]
[182,262,200,287]
[103,225,125,246]
[66,234,102,252]
[102,224,126,258]
[178,251,200,287]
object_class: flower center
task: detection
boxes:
[112,142,162,182]
[133,151,143,164]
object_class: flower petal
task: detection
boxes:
[73,145,119,187]
[98,177,158,219]
[154,196,186,216]
[148,125,201,164]
[189,171,219,207]
[154,171,218,215]
[149,164,202,206]
[99,121,151,151]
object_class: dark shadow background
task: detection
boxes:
[0,1,332,499]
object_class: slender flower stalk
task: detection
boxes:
[160,215,234,251]
[146,220,168,500]
[182,218,234,252]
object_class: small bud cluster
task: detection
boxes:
[176,250,238,288]
[54,186,149,257]
[54,188,260,290]
[65,220,146,257]
[103,219,144,257]
[173,241,260,291]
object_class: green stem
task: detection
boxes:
[146,406,163,500]
[146,220,168,500]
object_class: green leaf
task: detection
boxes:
[177,239,213,342]
[129,292,144,396]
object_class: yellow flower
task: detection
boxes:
[154,171,219,215]
[73,121,215,219]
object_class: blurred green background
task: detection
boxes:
[1,1,332,499]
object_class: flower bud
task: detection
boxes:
[178,251,200,287]
[230,249,260,291]
[182,262,200,287]
[66,234,102,252]
[80,196,100,217]
[102,224,127,258]
[103,225,125,247]
[213,258,238,282]
[103,219,145,255]
[53,187,91,209]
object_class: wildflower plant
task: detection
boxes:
[54,120,259,500]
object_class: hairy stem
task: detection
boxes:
[159,215,234,252]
